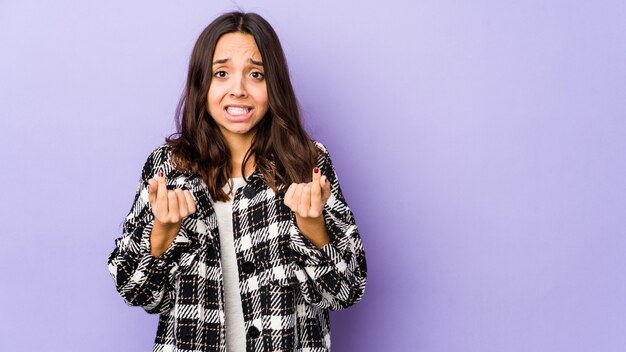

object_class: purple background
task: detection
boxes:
[1,1,625,351]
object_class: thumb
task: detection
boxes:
[148,178,157,205]
[321,175,331,202]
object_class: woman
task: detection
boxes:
[107,11,367,352]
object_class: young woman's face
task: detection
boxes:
[207,32,269,143]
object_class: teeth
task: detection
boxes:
[227,107,250,116]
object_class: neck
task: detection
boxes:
[224,133,256,178]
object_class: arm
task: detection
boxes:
[286,142,368,311]
[107,146,194,314]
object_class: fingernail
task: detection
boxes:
[314,167,319,174]
[158,171,164,178]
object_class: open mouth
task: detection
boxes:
[223,105,254,123]
[225,106,252,116]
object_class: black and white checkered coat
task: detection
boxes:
[107,141,367,351]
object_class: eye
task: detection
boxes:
[250,71,264,80]
[214,71,227,78]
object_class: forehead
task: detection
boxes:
[213,32,262,60]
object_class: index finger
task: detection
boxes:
[156,171,169,213]
[310,167,322,210]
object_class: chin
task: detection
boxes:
[229,127,255,135]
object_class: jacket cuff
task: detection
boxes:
[122,216,192,278]
[288,206,355,269]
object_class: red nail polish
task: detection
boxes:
[158,171,164,177]
[314,167,319,174]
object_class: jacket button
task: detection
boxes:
[247,326,260,339]
[241,261,255,274]
[243,186,256,199]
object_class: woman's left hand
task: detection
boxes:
[284,167,331,219]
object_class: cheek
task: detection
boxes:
[207,88,221,109]
[254,87,269,110]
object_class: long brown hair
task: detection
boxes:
[166,12,318,201]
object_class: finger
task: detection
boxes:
[174,188,188,217]
[291,183,304,213]
[156,171,168,215]
[284,183,297,209]
[167,190,180,221]
[183,190,197,215]
[148,178,157,206]
[321,175,331,203]
[298,184,311,216]
[311,168,322,210]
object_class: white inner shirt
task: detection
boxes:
[213,177,248,352]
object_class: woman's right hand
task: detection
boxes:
[147,171,197,257]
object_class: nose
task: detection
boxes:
[229,74,247,97]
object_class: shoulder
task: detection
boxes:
[311,140,339,178]
[312,140,331,161]
[312,140,328,154]
[139,143,174,179]
[147,143,173,162]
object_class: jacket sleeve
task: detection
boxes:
[288,142,368,311]
[107,146,192,315]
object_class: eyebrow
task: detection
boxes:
[212,58,264,66]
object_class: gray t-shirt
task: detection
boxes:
[213,177,248,352]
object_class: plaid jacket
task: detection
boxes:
[107,141,367,351]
